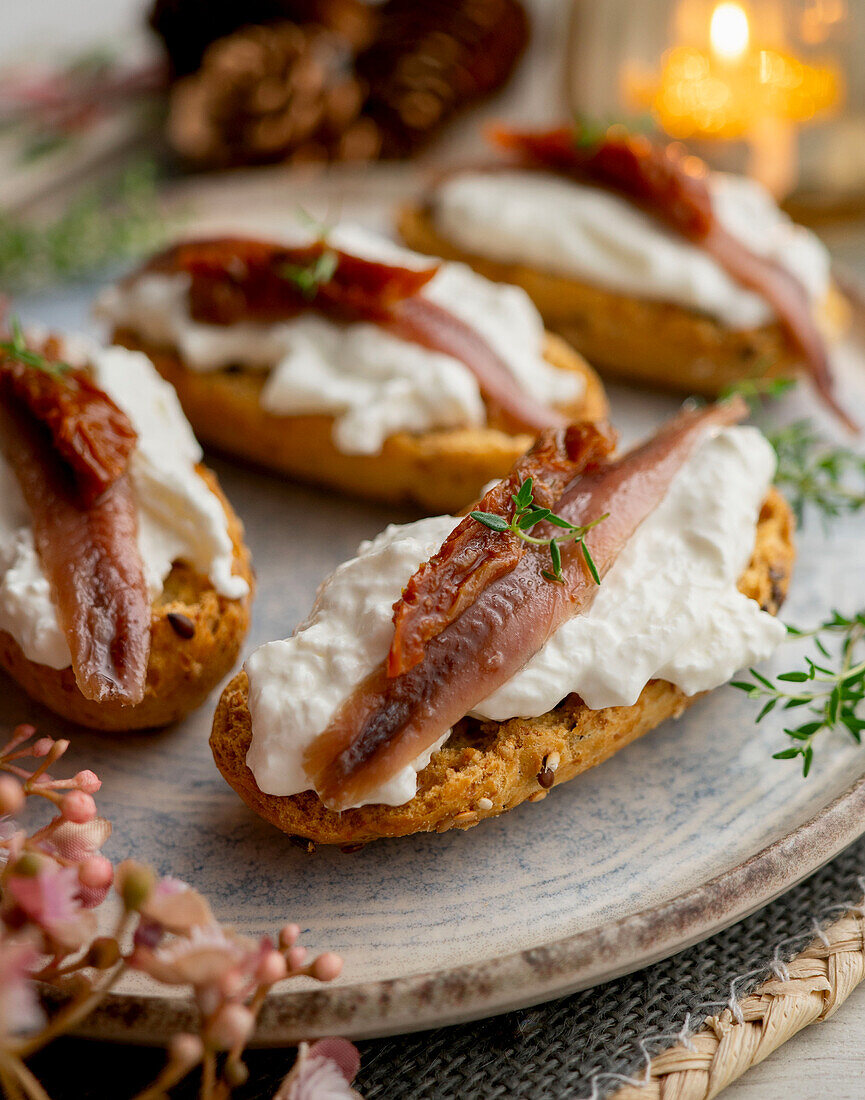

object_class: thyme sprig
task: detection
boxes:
[0,159,165,292]
[716,376,865,525]
[281,207,339,299]
[732,611,865,776]
[719,374,797,410]
[471,477,607,584]
[0,317,71,377]
[281,248,339,300]
[766,419,865,525]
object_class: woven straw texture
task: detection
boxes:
[29,833,865,1099]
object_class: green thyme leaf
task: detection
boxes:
[549,539,562,579]
[0,316,71,377]
[470,511,510,532]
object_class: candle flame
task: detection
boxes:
[710,2,750,63]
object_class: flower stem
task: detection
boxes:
[10,963,126,1058]
[3,1056,52,1100]
[200,1050,216,1100]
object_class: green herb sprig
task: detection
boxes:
[280,207,339,300]
[766,420,865,525]
[0,159,165,293]
[0,317,71,378]
[732,610,865,776]
[281,248,339,300]
[471,477,607,585]
[718,374,797,410]
[572,112,655,149]
[716,376,865,525]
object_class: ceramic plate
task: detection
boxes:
[7,167,865,1043]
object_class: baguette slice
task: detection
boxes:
[0,468,254,732]
[111,328,608,515]
[211,487,793,845]
[398,203,850,398]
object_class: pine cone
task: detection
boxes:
[167,21,380,167]
[356,0,529,157]
[149,0,376,78]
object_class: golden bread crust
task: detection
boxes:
[0,467,254,731]
[111,329,608,515]
[398,203,850,397]
[210,487,794,844]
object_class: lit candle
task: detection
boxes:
[626,0,842,197]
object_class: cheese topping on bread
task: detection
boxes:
[0,341,249,671]
[245,424,785,808]
[431,171,830,330]
[96,225,584,455]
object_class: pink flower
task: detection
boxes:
[0,936,44,1037]
[139,877,213,935]
[6,862,95,950]
[275,1039,363,1099]
[132,924,258,988]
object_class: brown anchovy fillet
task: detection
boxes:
[387,421,616,677]
[305,398,748,810]
[0,341,137,506]
[139,236,566,435]
[385,295,568,435]
[0,400,150,705]
[490,125,856,433]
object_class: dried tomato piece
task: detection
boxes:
[0,337,137,504]
[145,237,439,325]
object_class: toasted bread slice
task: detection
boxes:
[398,204,849,398]
[0,468,254,732]
[210,487,794,845]
[111,328,608,514]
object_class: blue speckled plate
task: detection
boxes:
[7,170,865,1043]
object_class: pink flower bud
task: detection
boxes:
[73,770,101,794]
[0,775,25,815]
[31,738,54,758]
[79,855,113,890]
[60,790,96,824]
[310,952,343,983]
[207,1004,255,1050]
[257,949,287,986]
[286,945,307,971]
[278,923,301,949]
[116,860,156,911]
[169,1033,204,1068]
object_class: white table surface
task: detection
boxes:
[3,2,865,1097]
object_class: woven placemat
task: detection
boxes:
[26,831,865,1099]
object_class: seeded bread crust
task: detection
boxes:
[210,487,794,845]
[398,204,850,397]
[0,467,254,732]
[111,328,608,515]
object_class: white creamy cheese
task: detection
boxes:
[0,343,248,671]
[245,425,786,807]
[432,170,831,330]
[95,224,583,456]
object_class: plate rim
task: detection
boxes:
[70,765,865,1045]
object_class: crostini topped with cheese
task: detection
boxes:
[97,225,608,512]
[211,397,795,843]
[400,122,851,426]
[0,326,253,730]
